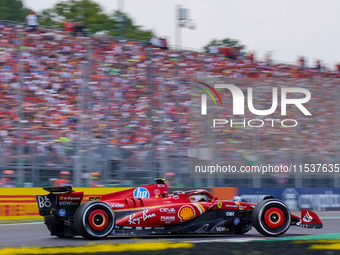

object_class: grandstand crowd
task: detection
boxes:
[0,22,339,186]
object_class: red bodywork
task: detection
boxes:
[79,183,319,229]
[36,181,322,239]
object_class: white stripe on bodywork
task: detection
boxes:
[192,203,203,214]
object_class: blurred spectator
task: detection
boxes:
[208,44,219,54]
[55,171,72,187]
[219,47,233,59]
[24,11,38,32]
[63,19,74,34]
[315,59,322,72]
[150,36,160,47]
[265,51,272,65]
[336,63,340,74]
[165,172,175,187]
[49,178,58,186]
[298,56,305,69]
[0,170,16,187]
[248,51,255,65]
[89,172,103,187]
[237,49,246,60]
[160,37,168,50]
[73,21,85,36]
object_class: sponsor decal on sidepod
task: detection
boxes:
[159,208,176,213]
[133,187,150,199]
[128,210,156,225]
[178,205,196,222]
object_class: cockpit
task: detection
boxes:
[189,193,211,202]
[171,189,214,202]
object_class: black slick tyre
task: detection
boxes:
[73,201,115,239]
[252,199,291,237]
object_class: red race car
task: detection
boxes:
[36,178,322,239]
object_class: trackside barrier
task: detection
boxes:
[239,188,340,211]
[0,188,128,220]
[210,187,238,200]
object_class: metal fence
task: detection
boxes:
[0,20,339,188]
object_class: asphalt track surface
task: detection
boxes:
[0,212,339,248]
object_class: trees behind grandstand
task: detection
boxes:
[39,0,153,41]
[0,0,153,40]
[0,0,32,22]
[204,38,245,52]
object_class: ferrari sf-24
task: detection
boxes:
[36,178,322,239]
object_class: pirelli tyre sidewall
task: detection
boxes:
[74,201,115,239]
[252,199,291,237]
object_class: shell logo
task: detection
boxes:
[178,205,196,222]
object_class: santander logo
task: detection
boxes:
[303,211,313,223]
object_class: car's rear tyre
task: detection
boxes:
[74,201,115,239]
[252,199,291,237]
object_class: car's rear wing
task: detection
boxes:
[42,186,73,194]
[36,186,83,218]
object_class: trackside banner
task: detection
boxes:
[239,188,340,211]
[0,188,128,220]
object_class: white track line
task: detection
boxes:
[0,222,43,226]
[185,237,264,243]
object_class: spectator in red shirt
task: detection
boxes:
[0,170,16,187]
[248,52,255,65]
[63,19,74,34]
[336,63,340,74]
[55,171,72,187]
[160,37,168,50]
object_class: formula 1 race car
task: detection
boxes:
[36,178,322,239]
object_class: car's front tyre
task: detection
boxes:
[74,201,115,239]
[252,199,291,237]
